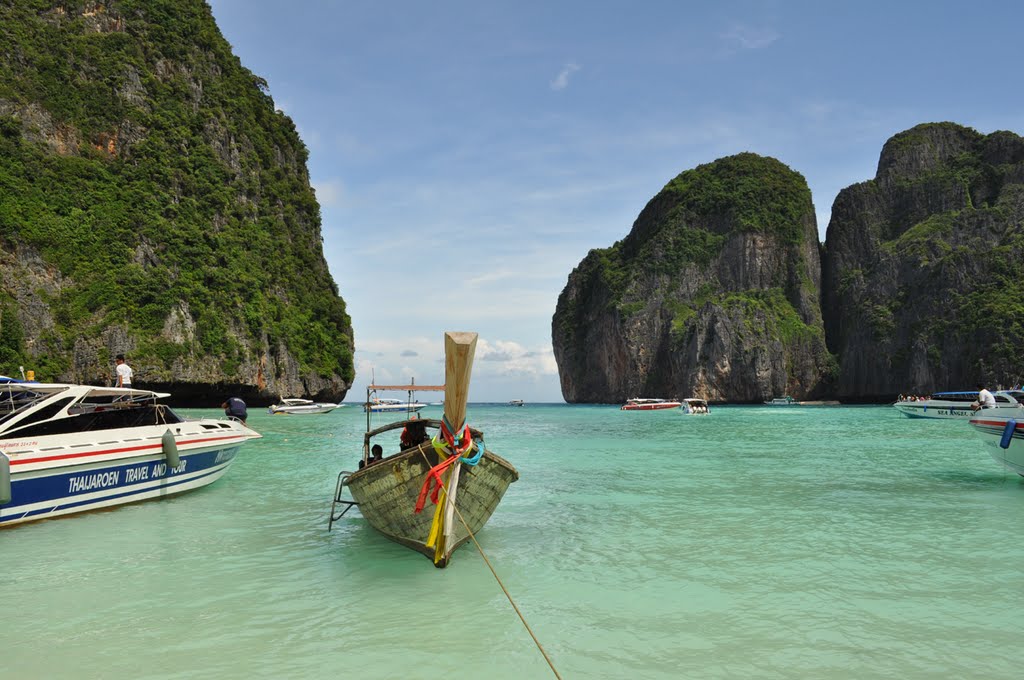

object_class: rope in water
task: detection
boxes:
[415,444,563,680]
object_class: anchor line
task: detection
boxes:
[415,446,562,680]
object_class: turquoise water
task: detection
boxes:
[5,404,1023,679]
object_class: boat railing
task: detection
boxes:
[328,471,358,530]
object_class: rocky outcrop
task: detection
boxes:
[553,153,834,403]
[821,123,1024,399]
[0,1,353,405]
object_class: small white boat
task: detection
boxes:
[680,398,709,415]
[764,396,798,405]
[969,410,1024,475]
[0,382,261,527]
[508,399,524,407]
[268,398,341,415]
[364,397,427,414]
[893,390,1024,420]
[620,398,682,411]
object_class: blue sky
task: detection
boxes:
[206,0,1024,403]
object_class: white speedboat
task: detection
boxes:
[893,390,1024,419]
[364,397,427,414]
[968,409,1024,475]
[508,399,524,407]
[620,398,682,411]
[764,396,798,405]
[681,398,709,415]
[268,398,340,415]
[0,382,261,527]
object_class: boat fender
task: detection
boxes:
[1000,419,1017,450]
[0,452,10,506]
[162,429,180,468]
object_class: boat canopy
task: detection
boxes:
[929,391,979,402]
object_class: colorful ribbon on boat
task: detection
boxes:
[413,453,460,514]
[438,415,474,457]
[412,417,484,515]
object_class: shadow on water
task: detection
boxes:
[930,467,1024,487]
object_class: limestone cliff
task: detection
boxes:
[552,153,834,403]
[0,1,354,404]
[821,123,1024,398]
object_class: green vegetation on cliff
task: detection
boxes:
[0,0,353,385]
[823,122,1024,395]
[661,153,813,245]
[572,152,814,313]
[669,287,822,346]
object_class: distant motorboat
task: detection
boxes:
[268,398,341,415]
[621,398,682,411]
[681,398,709,415]
[364,397,427,414]
[893,390,1024,419]
[508,399,524,407]
[764,396,798,406]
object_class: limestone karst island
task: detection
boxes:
[0,0,354,405]
[553,123,1024,404]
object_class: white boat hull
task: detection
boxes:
[364,404,426,414]
[1,421,258,527]
[969,414,1024,476]
[269,404,339,415]
[894,402,975,419]
[895,402,1024,420]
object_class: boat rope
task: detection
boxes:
[414,446,563,680]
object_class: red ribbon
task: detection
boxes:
[413,454,461,514]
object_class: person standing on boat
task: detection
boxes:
[114,354,133,388]
[222,397,248,424]
[973,383,996,412]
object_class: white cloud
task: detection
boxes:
[476,339,558,377]
[720,25,779,50]
[312,178,347,207]
[550,62,581,91]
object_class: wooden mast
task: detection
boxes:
[435,331,478,565]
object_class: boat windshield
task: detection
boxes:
[0,388,183,440]
[0,386,69,426]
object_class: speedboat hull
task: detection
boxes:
[893,401,974,419]
[894,390,1024,420]
[969,414,1024,476]
[621,399,681,411]
[364,403,426,414]
[269,404,339,415]
[1,421,259,527]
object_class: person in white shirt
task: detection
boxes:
[115,354,133,388]
[973,383,995,411]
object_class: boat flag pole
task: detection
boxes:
[434,331,477,565]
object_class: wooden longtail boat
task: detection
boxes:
[330,332,519,568]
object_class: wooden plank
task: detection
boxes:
[443,331,477,430]
[368,384,445,391]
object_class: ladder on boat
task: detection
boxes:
[328,471,358,530]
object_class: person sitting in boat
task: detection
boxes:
[360,444,384,469]
[400,418,428,450]
[972,383,996,412]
